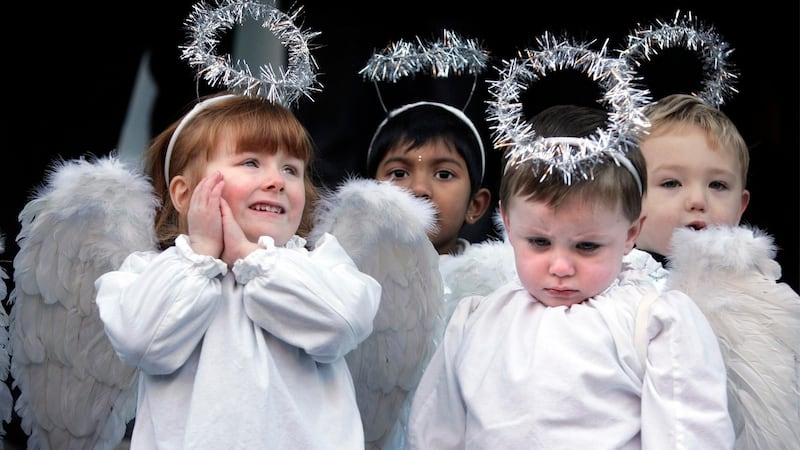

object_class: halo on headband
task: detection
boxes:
[359,29,490,112]
[165,0,322,187]
[180,0,321,106]
[618,10,738,108]
[486,32,650,192]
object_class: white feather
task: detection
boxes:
[666,225,800,450]
[308,178,444,450]
[1,235,12,445]
[9,155,157,450]
[440,238,517,323]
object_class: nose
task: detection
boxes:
[685,185,706,212]
[262,166,285,191]
[549,251,575,278]
[408,173,432,199]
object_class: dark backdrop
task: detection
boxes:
[2,1,798,444]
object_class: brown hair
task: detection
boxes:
[499,105,645,222]
[144,93,318,249]
[644,93,749,184]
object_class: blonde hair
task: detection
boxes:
[644,93,749,184]
[145,93,318,249]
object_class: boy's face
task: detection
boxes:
[638,124,750,256]
[375,138,474,255]
[501,193,641,308]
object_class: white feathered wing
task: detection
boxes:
[1,236,12,446]
[307,178,444,450]
[666,225,800,450]
[9,155,158,450]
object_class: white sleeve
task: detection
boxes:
[640,289,735,450]
[95,234,227,375]
[234,232,382,364]
[405,296,481,450]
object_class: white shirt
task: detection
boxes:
[406,269,734,450]
[96,232,381,450]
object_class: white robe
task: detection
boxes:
[406,269,734,450]
[96,232,381,450]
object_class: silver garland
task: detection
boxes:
[486,32,651,185]
[359,29,489,83]
[619,10,738,108]
[180,0,321,106]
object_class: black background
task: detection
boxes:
[2,1,798,444]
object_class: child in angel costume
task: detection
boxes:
[355,30,496,450]
[94,91,384,449]
[405,94,734,448]
[436,11,799,450]
[7,1,443,449]
[630,91,800,450]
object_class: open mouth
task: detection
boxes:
[251,204,284,214]
[686,221,706,230]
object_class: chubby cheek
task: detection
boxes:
[585,260,622,296]
[512,250,545,292]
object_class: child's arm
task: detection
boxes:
[639,290,735,449]
[96,235,226,374]
[234,232,381,363]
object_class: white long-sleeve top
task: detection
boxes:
[96,232,381,450]
[406,269,734,450]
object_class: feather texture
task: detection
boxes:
[440,238,517,323]
[9,155,158,450]
[1,236,12,447]
[308,178,444,450]
[666,225,800,450]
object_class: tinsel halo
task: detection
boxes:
[180,0,322,106]
[486,32,651,185]
[619,10,738,108]
[360,29,489,83]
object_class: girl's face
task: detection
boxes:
[375,138,473,255]
[204,134,306,246]
[638,124,750,256]
[502,193,641,307]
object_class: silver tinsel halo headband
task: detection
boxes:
[165,0,322,187]
[486,32,650,191]
[359,29,490,112]
[180,0,321,106]
[164,0,321,189]
[619,10,738,108]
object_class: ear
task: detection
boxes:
[169,175,192,215]
[464,187,492,225]
[624,214,645,255]
[736,189,750,224]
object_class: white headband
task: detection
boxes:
[367,101,486,183]
[164,94,236,188]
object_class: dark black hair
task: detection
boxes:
[367,102,485,195]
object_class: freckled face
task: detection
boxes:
[204,136,306,246]
[375,138,473,254]
[502,194,639,307]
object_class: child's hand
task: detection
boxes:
[219,197,259,266]
[187,171,224,258]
